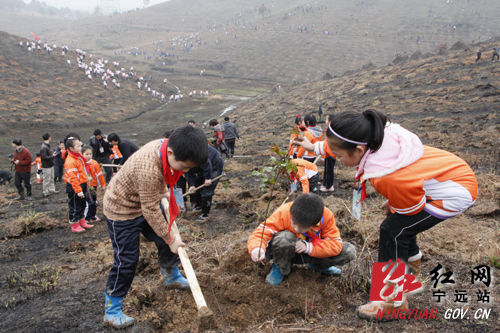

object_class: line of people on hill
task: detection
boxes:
[16,38,179,105]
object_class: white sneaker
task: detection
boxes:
[328,186,335,192]
[320,185,328,192]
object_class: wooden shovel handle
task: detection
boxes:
[183,173,225,197]
[160,198,209,312]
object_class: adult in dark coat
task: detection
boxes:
[186,145,224,222]
[89,129,113,183]
[107,133,139,165]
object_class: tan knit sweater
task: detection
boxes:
[103,139,171,240]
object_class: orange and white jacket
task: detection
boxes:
[288,132,300,157]
[358,123,478,219]
[247,202,343,258]
[313,140,337,159]
[291,159,318,193]
[64,153,88,194]
[297,126,323,159]
[87,159,106,188]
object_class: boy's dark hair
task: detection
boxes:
[327,109,388,153]
[188,119,196,124]
[304,113,317,127]
[168,126,208,166]
[163,130,173,138]
[93,129,102,136]
[65,132,81,141]
[107,133,120,143]
[224,116,229,121]
[58,140,64,144]
[208,119,218,127]
[42,133,50,141]
[294,115,303,125]
[12,138,22,146]
[36,153,41,157]
[290,193,324,228]
[81,145,93,154]
[65,137,79,150]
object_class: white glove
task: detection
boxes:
[251,247,266,263]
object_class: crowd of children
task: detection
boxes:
[6,105,479,328]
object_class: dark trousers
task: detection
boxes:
[54,163,64,182]
[14,172,31,197]
[303,156,316,163]
[225,139,236,156]
[105,215,180,298]
[66,183,87,223]
[190,170,221,216]
[322,157,336,188]
[97,156,113,183]
[378,210,443,262]
[492,53,499,61]
[85,188,97,220]
[266,231,356,275]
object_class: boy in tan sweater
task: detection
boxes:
[103,126,208,329]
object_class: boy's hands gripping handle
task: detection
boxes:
[160,198,210,314]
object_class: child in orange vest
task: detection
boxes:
[64,137,94,232]
[32,154,42,183]
[288,115,306,158]
[296,113,323,162]
[82,145,106,223]
[290,159,319,193]
[298,110,478,320]
[248,193,356,285]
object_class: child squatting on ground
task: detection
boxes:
[247,193,356,285]
[294,110,478,320]
[102,126,208,329]
[64,137,95,232]
[82,145,106,223]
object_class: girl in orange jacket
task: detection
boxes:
[302,110,478,320]
[83,145,106,223]
[64,137,94,232]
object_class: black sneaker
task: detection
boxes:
[192,206,202,212]
[14,195,24,200]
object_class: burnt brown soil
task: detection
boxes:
[0,32,499,332]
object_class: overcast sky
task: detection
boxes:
[23,0,170,13]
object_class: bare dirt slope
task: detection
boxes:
[0,40,498,332]
[0,31,160,129]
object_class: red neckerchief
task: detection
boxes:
[289,170,296,181]
[160,139,184,242]
[355,173,367,202]
[303,218,323,247]
[68,150,93,176]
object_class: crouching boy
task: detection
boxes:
[247,193,356,285]
[102,126,208,329]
